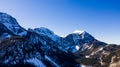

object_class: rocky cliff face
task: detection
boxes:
[0,12,120,67]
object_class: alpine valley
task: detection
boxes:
[0,12,120,67]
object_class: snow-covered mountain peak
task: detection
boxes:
[61,30,85,38]
[73,30,85,34]
[34,27,54,35]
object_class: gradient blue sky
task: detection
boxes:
[0,0,120,44]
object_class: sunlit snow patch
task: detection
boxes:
[76,45,80,50]
[61,34,67,37]
[73,30,84,34]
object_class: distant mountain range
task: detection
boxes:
[0,12,120,67]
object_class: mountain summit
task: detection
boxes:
[0,12,120,67]
[73,30,85,34]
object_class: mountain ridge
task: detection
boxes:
[0,12,119,67]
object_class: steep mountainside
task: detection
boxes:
[75,44,120,67]
[63,31,95,52]
[0,12,27,39]
[0,12,120,67]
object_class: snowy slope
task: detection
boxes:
[25,58,46,67]
[34,27,60,42]
[0,12,27,38]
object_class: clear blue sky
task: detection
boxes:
[0,0,120,44]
